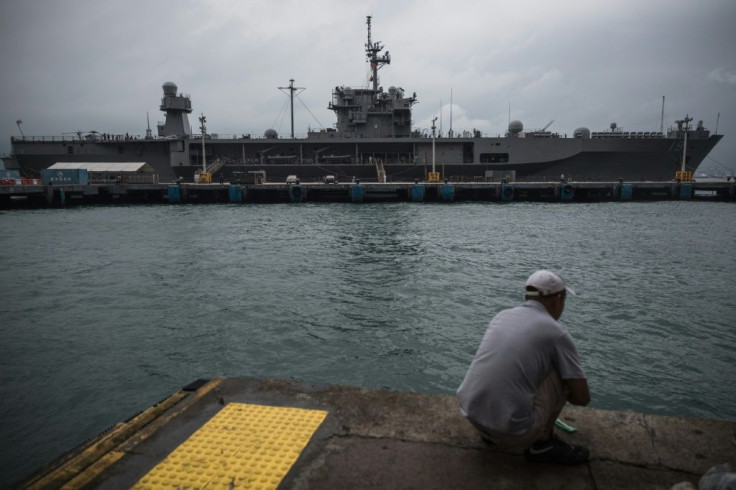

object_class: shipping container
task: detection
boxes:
[0,170,21,179]
[41,168,89,185]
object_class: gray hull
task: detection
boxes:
[10,132,722,183]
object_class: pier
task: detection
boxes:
[1,181,734,208]
[16,377,736,489]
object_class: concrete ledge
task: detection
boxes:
[2,181,735,207]
[18,377,736,489]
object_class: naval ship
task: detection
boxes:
[8,17,723,183]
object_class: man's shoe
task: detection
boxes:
[524,435,589,465]
[479,433,495,446]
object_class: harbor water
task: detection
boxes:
[1,201,735,486]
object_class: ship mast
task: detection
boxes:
[660,96,665,134]
[365,16,390,94]
[278,79,304,139]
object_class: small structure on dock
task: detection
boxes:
[46,162,158,184]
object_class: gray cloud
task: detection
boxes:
[708,68,736,86]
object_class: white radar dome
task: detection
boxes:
[264,129,278,139]
[162,82,178,96]
[508,120,524,134]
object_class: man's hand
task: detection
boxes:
[565,378,590,406]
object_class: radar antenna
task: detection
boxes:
[365,16,391,93]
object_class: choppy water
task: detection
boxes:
[1,201,735,486]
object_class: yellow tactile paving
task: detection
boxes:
[133,403,328,489]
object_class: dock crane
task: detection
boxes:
[541,120,555,132]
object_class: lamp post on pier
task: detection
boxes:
[199,114,207,173]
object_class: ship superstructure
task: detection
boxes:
[328,16,416,139]
[158,82,192,138]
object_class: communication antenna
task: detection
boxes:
[145,112,152,139]
[365,16,391,94]
[449,89,453,137]
[439,99,443,136]
[715,112,720,135]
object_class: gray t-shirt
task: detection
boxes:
[457,300,586,435]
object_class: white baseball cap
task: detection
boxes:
[525,270,576,297]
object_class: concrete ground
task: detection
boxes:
[19,377,736,489]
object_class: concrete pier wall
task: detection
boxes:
[1,181,735,207]
[17,377,736,489]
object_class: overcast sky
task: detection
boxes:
[1,0,734,173]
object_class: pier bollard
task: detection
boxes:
[289,184,306,202]
[229,185,243,202]
[501,183,514,202]
[620,184,633,201]
[679,183,692,200]
[560,183,574,202]
[350,184,365,202]
[410,184,425,202]
[440,184,455,201]
[167,185,181,203]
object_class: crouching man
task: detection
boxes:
[457,270,591,464]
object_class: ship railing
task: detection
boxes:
[591,131,666,139]
[11,134,149,143]
[11,132,308,144]
[191,133,312,140]
[12,135,90,143]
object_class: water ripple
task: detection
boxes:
[1,202,735,486]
